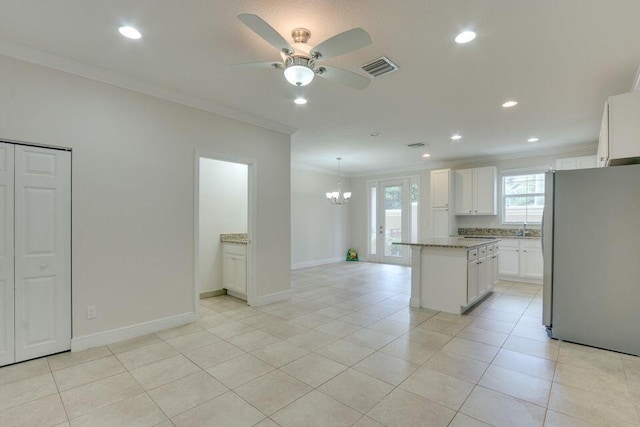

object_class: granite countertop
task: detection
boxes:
[458,227,541,239]
[395,237,500,249]
[220,233,248,244]
[460,234,540,240]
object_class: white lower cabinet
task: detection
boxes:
[498,239,543,283]
[466,243,498,306]
[223,243,247,297]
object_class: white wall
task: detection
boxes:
[349,148,597,255]
[291,167,351,269]
[0,55,291,344]
[199,158,247,293]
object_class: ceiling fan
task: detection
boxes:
[231,14,372,90]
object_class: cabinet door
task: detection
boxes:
[473,167,497,215]
[576,156,596,169]
[224,254,247,294]
[454,169,473,215]
[467,261,479,304]
[477,257,488,297]
[431,208,449,238]
[498,246,520,276]
[556,158,578,170]
[430,169,450,208]
[608,92,640,161]
[491,254,499,286]
[597,103,609,167]
[0,143,14,367]
[520,243,543,279]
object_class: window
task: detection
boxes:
[502,172,545,223]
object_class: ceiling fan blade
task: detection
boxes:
[311,28,371,60]
[317,66,370,90]
[224,61,283,70]
[237,14,293,54]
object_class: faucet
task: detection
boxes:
[516,222,527,237]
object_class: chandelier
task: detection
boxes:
[326,157,352,205]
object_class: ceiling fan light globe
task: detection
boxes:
[284,65,315,86]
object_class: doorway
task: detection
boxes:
[366,176,419,265]
[195,154,255,313]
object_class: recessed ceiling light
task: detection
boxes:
[455,31,476,44]
[119,26,142,40]
[502,100,518,108]
[528,137,539,142]
[370,132,380,137]
[422,153,431,158]
[451,134,462,141]
[294,97,307,105]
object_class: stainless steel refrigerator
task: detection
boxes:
[543,164,640,356]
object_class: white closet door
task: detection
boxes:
[0,143,15,367]
[14,146,71,362]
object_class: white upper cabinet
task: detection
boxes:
[455,166,497,215]
[598,91,640,167]
[556,155,597,170]
[430,169,450,208]
[430,169,454,238]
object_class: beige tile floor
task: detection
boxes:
[1,262,639,426]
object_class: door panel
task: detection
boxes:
[378,180,408,264]
[0,143,14,367]
[14,146,71,362]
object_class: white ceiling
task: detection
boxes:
[1,0,639,174]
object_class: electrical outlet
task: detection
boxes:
[87,305,97,319]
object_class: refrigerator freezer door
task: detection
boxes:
[542,171,554,327]
[551,165,640,356]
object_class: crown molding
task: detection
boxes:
[334,141,598,178]
[0,40,297,136]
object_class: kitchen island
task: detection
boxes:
[396,238,499,314]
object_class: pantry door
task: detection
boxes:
[0,143,15,367]
[14,145,71,362]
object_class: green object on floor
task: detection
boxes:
[346,248,359,261]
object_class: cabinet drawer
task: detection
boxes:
[223,243,247,256]
[468,249,478,261]
[478,245,487,258]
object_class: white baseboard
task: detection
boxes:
[291,257,343,270]
[252,289,292,307]
[499,275,543,285]
[71,312,197,352]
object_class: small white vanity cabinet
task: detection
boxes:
[222,242,247,298]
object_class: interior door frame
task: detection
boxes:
[366,175,419,265]
[0,139,72,367]
[194,152,257,315]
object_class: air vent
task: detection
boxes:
[407,142,425,148]
[361,56,399,78]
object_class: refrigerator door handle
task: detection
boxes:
[542,171,555,328]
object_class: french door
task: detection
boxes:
[0,143,71,367]
[367,177,419,265]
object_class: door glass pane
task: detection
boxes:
[384,185,402,257]
[410,182,418,242]
[370,186,377,255]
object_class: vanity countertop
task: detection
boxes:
[220,233,248,244]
